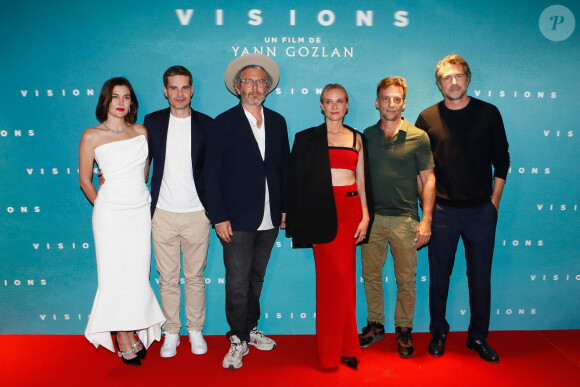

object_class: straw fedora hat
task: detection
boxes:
[224,53,280,95]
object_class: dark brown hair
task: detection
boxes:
[95,77,138,124]
[163,65,192,86]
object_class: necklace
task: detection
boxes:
[103,121,127,134]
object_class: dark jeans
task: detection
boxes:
[221,228,278,342]
[428,201,498,341]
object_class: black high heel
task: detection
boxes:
[115,336,142,366]
[132,338,147,360]
[341,356,359,370]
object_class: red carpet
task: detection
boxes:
[1,331,579,386]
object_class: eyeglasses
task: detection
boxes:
[240,78,268,88]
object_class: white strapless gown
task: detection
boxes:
[85,135,165,352]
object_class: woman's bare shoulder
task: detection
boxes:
[80,125,108,148]
[132,123,147,136]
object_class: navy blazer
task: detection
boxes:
[203,103,290,231]
[144,107,213,217]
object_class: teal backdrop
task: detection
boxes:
[1,0,578,335]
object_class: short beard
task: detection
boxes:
[444,89,466,101]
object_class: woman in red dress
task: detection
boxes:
[286,84,371,370]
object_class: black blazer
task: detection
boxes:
[203,103,290,231]
[144,107,213,217]
[285,123,374,247]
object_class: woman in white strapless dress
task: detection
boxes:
[79,77,165,366]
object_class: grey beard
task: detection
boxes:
[242,96,266,106]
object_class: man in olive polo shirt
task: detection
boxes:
[359,76,436,358]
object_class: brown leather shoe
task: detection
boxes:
[395,327,414,358]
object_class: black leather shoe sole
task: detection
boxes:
[359,333,385,348]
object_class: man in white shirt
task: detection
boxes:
[145,66,213,358]
[204,54,290,369]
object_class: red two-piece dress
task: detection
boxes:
[313,134,361,369]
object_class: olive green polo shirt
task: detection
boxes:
[363,119,434,220]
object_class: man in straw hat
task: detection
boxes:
[204,53,290,369]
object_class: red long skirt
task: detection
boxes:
[313,183,361,369]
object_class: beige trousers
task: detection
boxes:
[151,208,210,333]
[361,214,419,328]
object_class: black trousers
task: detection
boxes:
[221,228,278,342]
[428,201,498,341]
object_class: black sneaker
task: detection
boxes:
[395,327,414,358]
[358,321,385,348]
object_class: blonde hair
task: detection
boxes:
[320,83,349,103]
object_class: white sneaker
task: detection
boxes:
[160,333,180,358]
[188,330,208,355]
[222,335,249,369]
[249,327,276,350]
